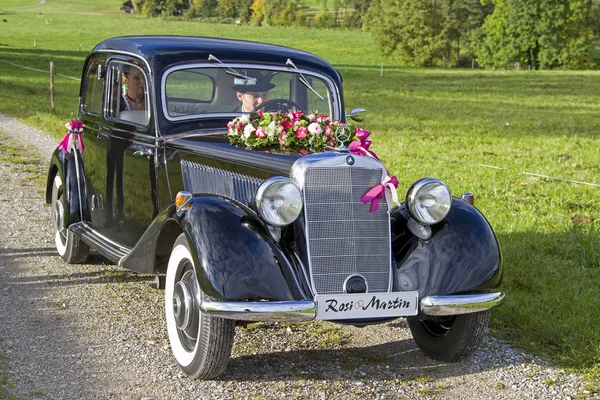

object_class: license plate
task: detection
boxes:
[315,291,419,320]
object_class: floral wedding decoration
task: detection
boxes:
[57,120,85,155]
[227,111,399,211]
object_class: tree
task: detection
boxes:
[187,0,218,18]
[366,0,448,66]
[132,0,190,17]
[341,0,373,29]
[473,0,593,69]
[365,0,490,66]
[445,0,493,63]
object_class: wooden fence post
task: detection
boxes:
[50,61,55,114]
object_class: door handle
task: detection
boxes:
[133,148,154,158]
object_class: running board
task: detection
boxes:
[69,222,131,263]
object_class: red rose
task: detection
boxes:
[280,119,293,130]
[256,127,267,139]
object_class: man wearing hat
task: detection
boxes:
[232,70,275,113]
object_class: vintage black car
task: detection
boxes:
[46,36,504,380]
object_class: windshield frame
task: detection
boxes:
[160,63,341,123]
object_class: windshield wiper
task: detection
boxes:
[286,58,324,100]
[208,54,255,82]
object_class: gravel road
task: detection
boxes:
[0,113,596,399]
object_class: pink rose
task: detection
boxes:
[295,126,308,139]
[298,149,310,156]
[324,125,332,134]
[290,111,303,122]
[256,127,267,139]
[317,114,329,123]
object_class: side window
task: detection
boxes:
[106,62,150,126]
[82,62,104,115]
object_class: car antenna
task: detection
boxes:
[286,58,324,100]
[208,54,254,81]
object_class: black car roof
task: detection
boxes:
[93,35,341,79]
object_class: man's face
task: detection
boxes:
[237,91,269,112]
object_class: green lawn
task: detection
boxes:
[0,0,598,390]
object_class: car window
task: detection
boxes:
[106,61,150,126]
[82,62,104,115]
[163,67,335,119]
[166,70,215,102]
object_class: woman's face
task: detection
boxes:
[123,71,145,99]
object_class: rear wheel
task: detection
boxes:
[165,233,235,379]
[407,311,490,361]
[51,174,89,263]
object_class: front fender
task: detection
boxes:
[391,198,502,297]
[45,147,88,225]
[181,195,308,302]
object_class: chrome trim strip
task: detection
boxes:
[69,222,131,262]
[420,292,505,316]
[200,300,316,322]
[160,63,340,122]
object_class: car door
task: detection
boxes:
[79,54,109,232]
[99,59,157,248]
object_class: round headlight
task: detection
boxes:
[255,177,303,227]
[406,178,452,225]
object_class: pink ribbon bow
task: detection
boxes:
[348,128,379,160]
[348,128,399,212]
[57,120,85,154]
[359,175,399,212]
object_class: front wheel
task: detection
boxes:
[51,174,89,263]
[165,234,235,379]
[407,310,490,362]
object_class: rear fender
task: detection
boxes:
[391,198,502,297]
[46,148,88,225]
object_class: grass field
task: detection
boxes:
[0,0,599,391]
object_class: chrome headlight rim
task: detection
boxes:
[406,178,452,225]
[255,177,303,227]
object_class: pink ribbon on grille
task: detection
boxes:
[359,175,399,212]
[348,128,399,212]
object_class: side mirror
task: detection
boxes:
[346,107,366,123]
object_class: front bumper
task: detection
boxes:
[200,292,505,322]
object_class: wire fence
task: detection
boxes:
[0,59,80,81]
[0,58,598,188]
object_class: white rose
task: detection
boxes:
[243,124,255,138]
[266,121,277,138]
[308,122,322,135]
[239,115,250,123]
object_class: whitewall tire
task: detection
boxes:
[165,233,235,379]
[51,174,89,263]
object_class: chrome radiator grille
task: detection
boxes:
[181,160,263,205]
[304,166,391,295]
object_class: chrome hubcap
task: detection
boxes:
[173,269,200,344]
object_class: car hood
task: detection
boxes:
[164,133,300,177]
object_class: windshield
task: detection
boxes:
[162,66,336,120]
